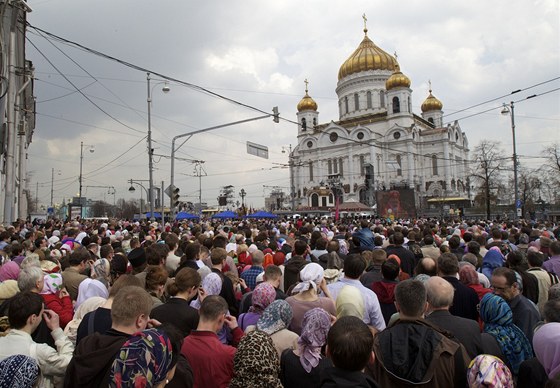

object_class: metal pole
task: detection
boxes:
[198,163,202,216]
[289,145,296,211]
[510,101,519,220]
[147,73,155,221]
[79,142,83,199]
[35,181,38,212]
[50,168,54,208]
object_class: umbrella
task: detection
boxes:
[212,210,238,219]
[175,211,199,220]
[144,212,162,219]
[245,211,278,219]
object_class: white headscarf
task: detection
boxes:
[75,278,109,310]
[292,263,324,294]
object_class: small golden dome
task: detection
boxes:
[421,88,443,112]
[338,28,397,81]
[297,79,318,112]
[385,64,411,90]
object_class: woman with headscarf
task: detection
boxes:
[280,307,333,388]
[0,261,20,282]
[230,330,283,388]
[479,293,533,375]
[40,273,74,329]
[238,282,276,331]
[533,322,560,383]
[251,300,298,357]
[64,296,106,346]
[481,247,505,280]
[75,278,109,310]
[459,264,492,300]
[467,354,514,388]
[92,257,111,288]
[336,285,364,320]
[285,263,336,335]
[0,354,39,388]
[110,327,181,388]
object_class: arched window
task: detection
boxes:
[339,158,344,177]
[344,96,349,114]
[301,118,307,131]
[354,93,360,110]
[408,97,411,113]
[367,91,372,108]
[396,155,402,176]
[359,188,367,204]
[329,193,334,204]
[380,91,385,108]
[313,117,317,127]
[309,161,314,181]
[432,155,438,176]
[392,96,400,113]
[428,117,434,124]
[311,193,319,207]
[328,159,332,175]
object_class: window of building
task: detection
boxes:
[309,161,313,181]
[360,155,365,176]
[301,118,306,131]
[393,132,401,140]
[432,155,438,176]
[329,193,334,204]
[408,97,411,113]
[428,117,434,124]
[307,141,313,148]
[344,96,349,114]
[311,193,319,207]
[380,91,385,108]
[367,91,372,109]
[339,158,344,177]
[329,132,338,142]
[392,96,400,113]
[321,196,327,207]
[357,131,364,140]
[396,155,402,176]
[313,118,317,127]
[354,93,359,110]
[333,159,338,174]
[327,159,332,175]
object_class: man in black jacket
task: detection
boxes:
[438,253,479,321]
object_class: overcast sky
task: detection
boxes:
[25,0,559,210]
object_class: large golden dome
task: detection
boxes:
[297,80,318,112]
[385,64,411,90]
[421,88,443,112]
[338,28,397,81]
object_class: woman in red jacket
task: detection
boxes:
[40,273,73,329]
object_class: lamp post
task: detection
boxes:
[50,168,61,209]
[79,142,95,200]
[501,101,519,219]
[282,144,296,212]
[147,73,170,221]
[239,188,246,209]
[129,179,150,216]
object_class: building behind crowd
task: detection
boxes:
[291,22,470,218]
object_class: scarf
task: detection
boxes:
[336,285,364,319]
[190,272,222,309]
[479,293,532,374]
[40,273,64,295]
[292,263,324,294]
[249,282,276,314]
[467,354,514,387]
[0,261,20,282]
[256,300,293,335]
[298,307,331,373]
[533,322,560,379]
[75,278,109,310]
[0,355,39,388]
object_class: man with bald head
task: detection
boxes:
[425,276,483,359]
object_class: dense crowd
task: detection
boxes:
[0,216,557,387]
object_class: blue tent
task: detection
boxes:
[144,212,163,219]
[175,211,199,220]
[212,210,238,219]
[245,210,278,219]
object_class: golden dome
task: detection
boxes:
[421,87,443,112]
[338,28,397,81]
[297,80,318,112]
[385,64,411,90]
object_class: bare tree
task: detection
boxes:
[470,140,506,219]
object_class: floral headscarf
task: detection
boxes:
[190,272,222,309]
[40,273,64,295]
[459,264,480,285]
[0,261,20,282]
[292,263,324,294]
[0,354,39,388]
[533,322,560,379]
[110,328,174,388]
[256,300,293,335]
[298,307,331,373]
[75,278,109,310]
[249,282,276,314]
[467,354,514,388]
[229,330,282,388]
[479,293,532,374]
[93,258,111,288]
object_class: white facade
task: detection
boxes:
[292,28,469,210]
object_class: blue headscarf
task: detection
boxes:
[481,248,505,279]
[0,355,39,388]
[479,293,533,374]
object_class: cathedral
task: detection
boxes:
[292,21,470,217]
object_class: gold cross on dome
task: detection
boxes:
[428,79,432,92]
[304,78,309,93]
[362,13,368,33]
[394,51,398,60]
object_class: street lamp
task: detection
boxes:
[239,188,246,208]
[147,73,170,221]
[79,141,95,199]
[501,101,519,219]
[282,145,296,212]
[129,179,150,215]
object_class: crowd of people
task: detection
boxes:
[0,215,557,387]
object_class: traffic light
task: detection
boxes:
[172,187,180,207]
[272,106,279,123]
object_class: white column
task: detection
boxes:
[348,146,354,194]
[443,141,451,190]
[407,139,414,185]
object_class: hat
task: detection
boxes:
[111,254,128,276]
[52,230,61,237]
[0,354,40,388]
[127,248,146,268]
[48,236,60,248]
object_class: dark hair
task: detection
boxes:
[264,265,282,280]
[100,244,113,259]
[165,233,179,251]
[146,244,169,266]
[199,295,228,321]
[158,323,184,368]
[68,247,90,266]
[467,241,480,255]
[327,316,373,371]
[381,258,400,280]
[210,247,227,265]
[8,291,43,329]
[168,268,201,297]
[393,232,405,246]
[212,235,228,249]
[492,267,517,286]
[395,279,427,318]
[315,237,328,250]
[448,235,461,249]
[294,240,308,256]
[423,234,434,245]
[550,241,560,255]
[437,253,460,276]
[544,298,560,323]
[109,274,143,298]
[527,251,544,268]
[343,254,367,279]
[145,265,168,292]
